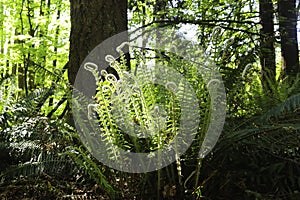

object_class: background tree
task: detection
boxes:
[278,0,299,80]
[259,0,276,93]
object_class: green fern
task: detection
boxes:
[66,146,117,199]
[204,102,300,199]
[260,93,300,123]
[1,153,75,179]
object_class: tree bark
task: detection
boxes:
[278,0,299,79]
[259,0,276,93]
[68,0,128,89]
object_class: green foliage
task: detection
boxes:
[0,0,299,199]
[261,92,300,123]
[66,146,117,199]
[82,44,213,198]
[0,1,113,197]
[0,103,115,198]
[201,108,300,199]
[0,116,76,192]
[0,0,70,98]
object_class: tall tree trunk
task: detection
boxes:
[0,2,3,56]
[68,0,127,126]
[278,0,299,80]
[68,0,127,92]
[18,0,26,91]
[259,0,276,93]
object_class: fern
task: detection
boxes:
[30,61,63,80]
[260,93,300,123]
[65,146,117,199]
[1,153,75,180]
[204,104,300,199]
[1,116,78,178]
[73,43,213,198]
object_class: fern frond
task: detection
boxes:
[260,93,300,123]
[30,61,62,80]
[1,153,75,179]
[66,146,117,198]
[0,88,52,126]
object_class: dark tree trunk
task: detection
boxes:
[68,0,128,87]
[278,0,299,79]
[259,0,276,93]
[67,0,127,126]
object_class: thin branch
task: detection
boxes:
[134,19,260,36]
[151,19,259,26]
[47,96,67,118]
